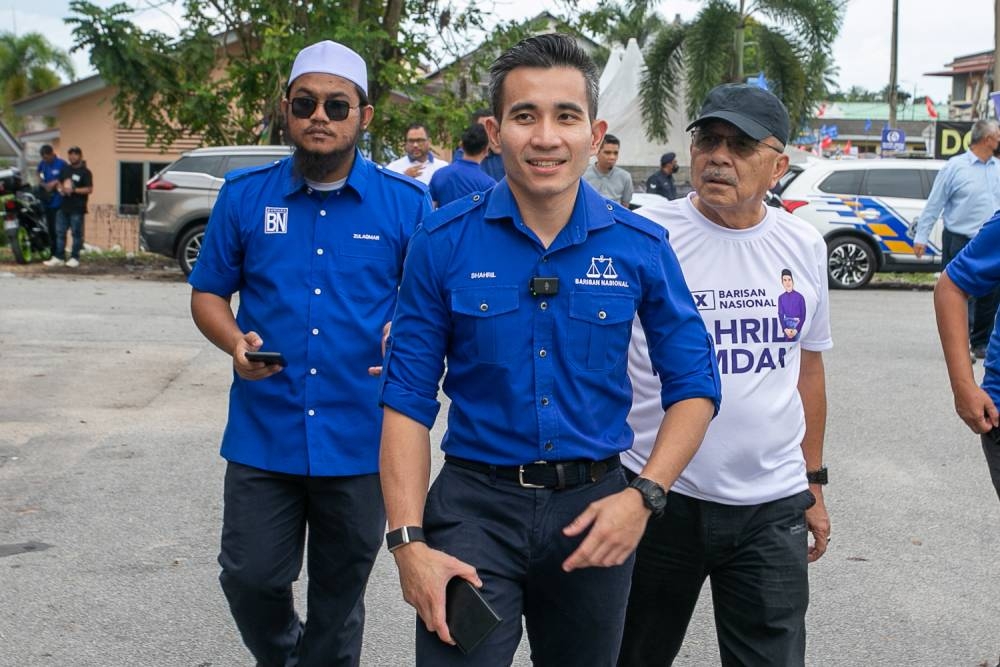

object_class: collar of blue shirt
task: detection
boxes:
[281,148,372,199]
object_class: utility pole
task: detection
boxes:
[888,0,899,128]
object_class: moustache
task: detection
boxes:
[701,169,737,186]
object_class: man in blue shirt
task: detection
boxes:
[453,108,506,181]
[36,145,65,257]
[429,124,496,207]
[935,212,1000,502]
[379,34,720,666]
[189,40,429,667]
[912,119,1000,359]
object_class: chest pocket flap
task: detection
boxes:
[568,292,635,371]
[451,286,520,364]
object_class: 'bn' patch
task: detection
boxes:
[264,207,289,234]
[691,290,716,311]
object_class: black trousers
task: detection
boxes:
[980,431,1000,502]
[44,207,58,256]
[942,228,1000,349]
[618,490,813,667]
[218,461,384,667]
[415,462,634,666]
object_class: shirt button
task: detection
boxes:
[598,310,607,320]
[541,397,549,406]
[310,368,318,375]
[480,303,489,312]
[539,349,547,358]
[308,409,315,416]
[312,328,319,335]
[544,441,554,452]
[472,194,481,201]
[320,210,327,216]
[540,301,548,310]
[314,288,322,295]
[317,248,324,255]
[606,204,613,211]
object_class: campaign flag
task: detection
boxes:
[820,135,833,149]
[828,125,839,139]
[925,96,938,119]
[816,103,826,118]
[820,124,828,137]
[753,71,769,91]
[864,118,872,132]
[844,140,852,153]
[991,91,1000,117]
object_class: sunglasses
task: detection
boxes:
[691,130,782,157]
[289,97,359,121]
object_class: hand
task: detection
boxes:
[913,243,926,259]
[953,381,1000,434]
[393,542,481,645]
[806,487,830,563]
[232,331,283,381]
[404,164,425,179]
[561,488,649,571]
[367,321,392,376]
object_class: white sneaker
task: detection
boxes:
[66,258,80,268]
[43,257,64,267]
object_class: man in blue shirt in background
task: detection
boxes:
[189,40,429,667]
[912,119,1000,360]
[429,123,496,207]
[379,33,720,666]
[36,144,65,257]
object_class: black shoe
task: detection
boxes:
[973,345,988,359]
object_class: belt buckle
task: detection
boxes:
[518,461,547,489]
[589,461,608,482]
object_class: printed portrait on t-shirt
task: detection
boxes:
[777,268,806,341]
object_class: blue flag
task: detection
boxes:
[753,71,769,91]
[864,118,872,132]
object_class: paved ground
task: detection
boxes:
[1,272,998,666]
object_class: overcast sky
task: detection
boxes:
[4,0,995,103]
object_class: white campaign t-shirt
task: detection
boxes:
[384,154,449,185]
[622,193,833,505]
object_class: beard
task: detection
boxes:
[288,116,361,181]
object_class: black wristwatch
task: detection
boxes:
[628,477,668,517]
[385,525,425,552]
[806,465,828,485]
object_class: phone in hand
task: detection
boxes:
[245,351,287,367]
[445,578,502,655]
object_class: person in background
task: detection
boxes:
[645,151,679,200]
[454,109,506,181]
[911,118,1000,361]
[583,134,633,207]
[44,146,92,269]
[428,124,496,207]
[385,122,449,186]
[188,40,430,667]
[37,144,66,257]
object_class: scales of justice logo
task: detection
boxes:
[576,255,629,288]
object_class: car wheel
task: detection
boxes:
[827,236,876,289]
[177,223,206,277]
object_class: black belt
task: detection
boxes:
[445,454,620,489]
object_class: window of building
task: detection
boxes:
[118,160,173,214]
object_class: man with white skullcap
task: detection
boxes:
[189,40,430,666]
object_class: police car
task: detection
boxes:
[777,159,945,289]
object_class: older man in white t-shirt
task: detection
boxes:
[618,84,832,667]
[385,122,448,186]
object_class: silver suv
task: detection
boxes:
[140,145,292,275]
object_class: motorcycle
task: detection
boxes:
[1,168,51,265]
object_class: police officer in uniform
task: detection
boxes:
[189,40,430,667]
[379,34,721,666]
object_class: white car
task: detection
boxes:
[777,159,945,289]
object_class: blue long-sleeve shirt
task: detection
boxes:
[912,150,1000,244]
[380,179,720,466]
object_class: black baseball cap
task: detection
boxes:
[660,152,676,166]
[686,84,790,146]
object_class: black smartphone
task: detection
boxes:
[445,578,502,655]
[245,351,287,367]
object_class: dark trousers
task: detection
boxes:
[44,207,58,256]
[218,462,385,667]
[618,490,813,667]
[416,462,634,666]
[942,228,1000,349]
[980,431,1000,502]
[55,210,84,260]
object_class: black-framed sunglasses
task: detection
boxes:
[289,97,359,121]
[690,129,783,157]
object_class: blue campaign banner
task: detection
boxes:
[881,128,906,152]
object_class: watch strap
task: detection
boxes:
[628,476,667,516]
[385,525,426,552]
[806,465,828,485]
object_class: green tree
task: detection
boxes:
[633,0,844,142]
[66,0,536,159]
[0,32,75,133]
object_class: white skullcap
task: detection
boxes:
[288,40,368,96]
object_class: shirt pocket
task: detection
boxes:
[334,241,397,301]
[450,286,520,365]
[566,291,635,372]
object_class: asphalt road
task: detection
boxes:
[0,273,997,666]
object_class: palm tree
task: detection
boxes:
[640,0,844,142]
[0,32,76,132]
